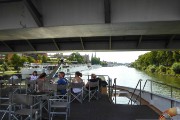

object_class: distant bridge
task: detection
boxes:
[0,0,180,52]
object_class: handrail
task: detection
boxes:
[128,79,142,105]
[146,79,180,90]
[143,79,180,99]
[108,77,113,102]
[113,78,117,104]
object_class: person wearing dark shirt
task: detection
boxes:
[57,72,67,95]
[85,74,99,90]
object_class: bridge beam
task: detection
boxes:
[1,41,14,52]
[109,36,111,50]
[104,0,111,23]
[137,35,142,48]
[26,40,36,51]
[24,0,43,27]
[80,37,85,50]
[0,0,22,3]
[52,39,60,51]
[166,35,176,48]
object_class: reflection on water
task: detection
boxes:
[82,66,180,100]
[146,72,180,88]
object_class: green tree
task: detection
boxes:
[2,62,8,71]
[27,56,35,63]
[132,50,180,75]
[42,55,50,63]
[37,54,43,63]
[172,63,180,74]
[67,52,84,63]
[0,59,4,64]
[100,61,108,66]
[91,57,101,65]
[173,51,180,62]
[20,56,28,66]
[4,54,8,63]
[11,54,21,70]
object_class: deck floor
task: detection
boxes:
[51,95,159,120]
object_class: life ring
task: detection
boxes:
[159,107,180,120]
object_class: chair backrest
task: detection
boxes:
[12,94,33,105]
[27,80,37,85]
[71,82,84,88]
[48,84,57,91]
[57,84,68,91]
[8,79,21,84]
[89,81,99,88]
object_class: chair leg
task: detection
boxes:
[65,113,67,120]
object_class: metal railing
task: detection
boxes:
[143,79,180,100]
[128,79,142,105]
[112,78,117,104]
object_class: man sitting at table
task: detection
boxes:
[57,72,68,95]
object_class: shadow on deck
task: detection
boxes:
[52,95,159,120]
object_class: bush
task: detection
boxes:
[172,63,180,74]
[147,65,156,73]
[159,65,166,73]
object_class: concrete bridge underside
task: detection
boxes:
[0,0,180,52]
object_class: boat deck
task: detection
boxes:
[51,95,159,120]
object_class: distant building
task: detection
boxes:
[83,54,90,63]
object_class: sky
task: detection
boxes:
[49,51,149,63]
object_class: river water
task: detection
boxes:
[82,66,180,100]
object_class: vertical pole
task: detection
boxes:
[150,81,152,100]
[108,77,110,97]
[170,86,173,98]
[140,80,141,105]
[114,78,116,104]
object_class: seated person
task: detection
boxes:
[96,76,108,87]
[71,71,84,93]
[9,74,19,85]
[85,74,99,90]
[27,71,38,91]
[9,74,19,80]
[57,72,68,95]
[30,71,38,81]
[36,72,47,92]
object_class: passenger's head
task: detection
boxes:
[75,71,82,77]
[38,72,46,79]
[91,74,96,79]
[59,72,65,78]
[32,71,37,75]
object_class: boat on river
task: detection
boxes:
[21,62,101,79]
[1,67,180,120]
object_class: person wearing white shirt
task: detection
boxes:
[30,71,38,81]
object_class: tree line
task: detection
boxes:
[0,52,107,72]
[131,51,180,76]
[0,54,49,72]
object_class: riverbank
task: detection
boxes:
[144,65,180,78]
[0,71,18,75]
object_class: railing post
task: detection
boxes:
[171,86,173,98]
[140,79,142,105]
[108,77,110,97]
[150,80,152,100]
[114,78,117,104]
